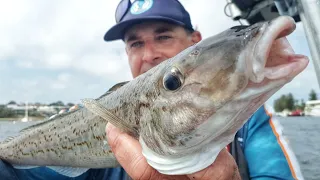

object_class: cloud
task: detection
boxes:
[16,61,34,69]
[0,0,317,107]
[182,0,240,37]
[50,73,71,90]
[0,0,128,76]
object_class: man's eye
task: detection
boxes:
[157,36,171,41]
[131,41,143,48]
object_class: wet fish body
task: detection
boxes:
[0,16,309,177]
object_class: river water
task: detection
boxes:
[0,117,319,180]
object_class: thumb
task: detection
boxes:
[105,122,122,144]
[105,123,155,179]
[106,122,139,155]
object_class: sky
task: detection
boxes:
[0,0,319,108]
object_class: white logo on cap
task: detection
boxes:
[130,0,153,15]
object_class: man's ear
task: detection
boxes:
[191,30,202,43]
[124,42,129,55]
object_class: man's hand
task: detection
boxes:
[106,123,241,180]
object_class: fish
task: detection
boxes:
[0,15,309,177]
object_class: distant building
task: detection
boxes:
[3,100,80,118]
[305,100,320,116]
[6,104,36,115]
[5,103,70,117]
[37,106,57,114]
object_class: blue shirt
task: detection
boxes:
[238,105,304,179]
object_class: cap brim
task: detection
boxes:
[104,16,188,41]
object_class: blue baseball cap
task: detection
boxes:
[104,0,194,41]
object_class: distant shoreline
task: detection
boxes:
[0,117,45,121]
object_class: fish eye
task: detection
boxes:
[163,67,184,91]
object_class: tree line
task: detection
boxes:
[0,105,46,118]
[0,101,76,118]
[273,89,318,112]
[6,100,75,107]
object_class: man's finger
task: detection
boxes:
[106,124,240,180]
[105,123,159,180]
[187,149,241,180]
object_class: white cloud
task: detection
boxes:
[57,73,71,82]
[182,0,240,38]
[16,61,34,68]
[0,0,128,78]
[45,53,73,69]
[0,0,317,106]
[51,73,74,90]
[0,0,238,76]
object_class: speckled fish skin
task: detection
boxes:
[0,107,119,168]
[0,16,308,174]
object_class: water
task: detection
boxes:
[0,121,40,141]
[276,117,320,180]
[0,117,319,180]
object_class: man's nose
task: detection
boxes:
[141,42,161,63]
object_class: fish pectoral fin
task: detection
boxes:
[81,98,138,137]
[12,165,89,177]
[47,166,89,177]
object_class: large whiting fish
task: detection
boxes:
[0,16,309,177]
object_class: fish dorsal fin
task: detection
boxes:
[19,109,80,133]
[19,119,54,133]
[97,81,130,100]
[108,81,130,92]
[0,115,70,145]
[2,136,15,143]
[19,81,130,134]
[18,81,129,134]
[81,98,138,137]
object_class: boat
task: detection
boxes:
[308,105,320,117]
[21,101,29,122]
[288,109,304,116]
[275,109,291,117]
[305,100,320,116]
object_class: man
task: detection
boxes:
[102,1,304,179]
[0,0,303,179]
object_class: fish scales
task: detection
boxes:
[0,108,118,168]
[0,16,309,176]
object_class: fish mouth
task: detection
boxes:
[235,16,309,102]
[250,16,309,83]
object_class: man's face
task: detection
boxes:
[124,21,202,78]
